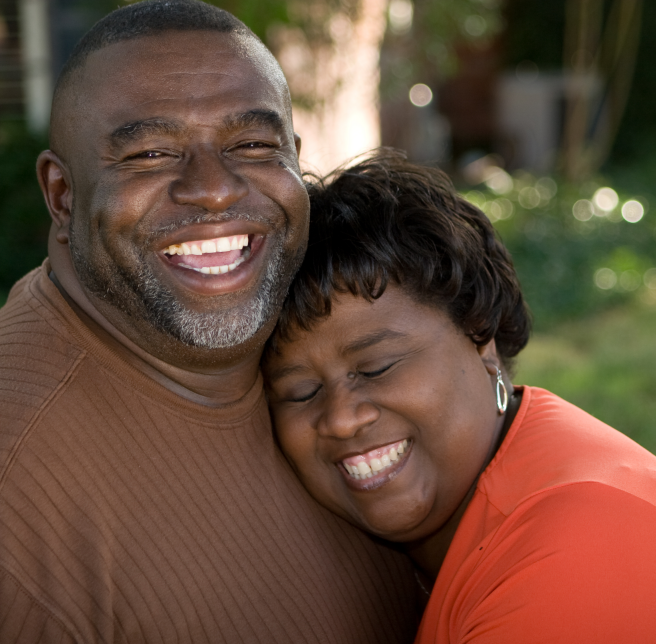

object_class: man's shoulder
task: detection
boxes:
[0,269,85,472]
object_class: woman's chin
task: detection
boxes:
[349,496,436,543]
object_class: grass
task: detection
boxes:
[515,297,656,454]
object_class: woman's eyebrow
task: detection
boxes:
[266,330,408,383]
[342,329,408,356]
[266,362,309,383]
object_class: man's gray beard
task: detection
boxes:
[70,227,300,350]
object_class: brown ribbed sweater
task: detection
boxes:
[0,264,418,644]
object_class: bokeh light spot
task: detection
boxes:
[573,199,594,221]
[518,186,541,209]
[483,198,513,222]
[594,268,617,290]
[644,268,656,290]
[409,83,433,107]
[593,187,619,212]
[463,190,486,209]
[388,0,413,35]
[536,177,558,201]
[496,198,514,219]
[621,200,644,223]
[483,167,513,194]
[464,15,487,37]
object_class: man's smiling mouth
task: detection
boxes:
[163,234,252,275]
[341,439,410,480]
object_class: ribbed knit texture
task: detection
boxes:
[0,264,419,644]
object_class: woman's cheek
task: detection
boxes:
[276,410,309,463]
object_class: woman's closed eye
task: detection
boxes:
[358,360,399,379]
[284,384,321,403]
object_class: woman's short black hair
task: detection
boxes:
[273,149,531,361]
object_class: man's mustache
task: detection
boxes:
[145,210,276,246]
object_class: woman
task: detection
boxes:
[263,150,656,643]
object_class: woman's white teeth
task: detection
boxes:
[178,256,246,275]
[164,234,249,256]
[343,440,409,480]
[357,461,372,476]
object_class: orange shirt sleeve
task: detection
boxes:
[418,482,656,643]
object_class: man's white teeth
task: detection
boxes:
[343,440,409,480]
[164,234,249,256]
[178,256,246,275]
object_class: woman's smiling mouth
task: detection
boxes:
[339,439,411,490]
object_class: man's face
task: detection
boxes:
[62,31,309,349]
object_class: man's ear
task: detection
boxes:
[37,150,73,244]
[293,132,302,157]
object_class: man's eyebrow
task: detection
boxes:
[108,118,184,146]
[342,329,408,356]
[223,109,286,134]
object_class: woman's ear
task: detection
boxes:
[477,339,501,376]
[37,150,73,245]
[478,339,511,415]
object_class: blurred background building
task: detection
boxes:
[1,0,656,451]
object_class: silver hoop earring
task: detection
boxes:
[495,367,508,415]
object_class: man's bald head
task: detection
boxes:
[50,0,289,157]
[38,0,308,364]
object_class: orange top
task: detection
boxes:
[416,386,656,644]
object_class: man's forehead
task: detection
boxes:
[71,31,289,125]
[83,30,272,86]
[51,29,292,159]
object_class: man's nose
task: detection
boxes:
[316,385,380,440]
[169,148,248,211]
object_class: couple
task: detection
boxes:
[1,1,655,642]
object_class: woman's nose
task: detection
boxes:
[169,148,248,212]
[317,386,380,440]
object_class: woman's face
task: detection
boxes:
[264,285,503,543]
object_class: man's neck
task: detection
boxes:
[49,269,264,407]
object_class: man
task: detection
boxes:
[0,1,417,641]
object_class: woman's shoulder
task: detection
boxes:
[420,388,656,644]
[479,385,656,515]
[427,481,656,644]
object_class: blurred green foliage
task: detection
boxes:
[462,168,656,331]
[463,164,656,453]
[516,302,656,453]
[205,0,290,40]
[0,125,50,297]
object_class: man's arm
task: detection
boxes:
[1,568,78,644]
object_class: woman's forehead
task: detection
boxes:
[268,287,456,366]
